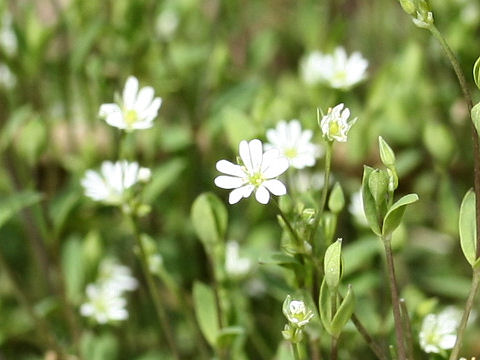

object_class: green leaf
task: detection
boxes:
[193,281,219,346]
[378,136,396,167]
[142,159,186,204]
[382,193,419,236]
[62,236,85,303]
[324,239,342,289]
[459,189,477,266]
[472,103,480,136]
[216,326,244,348]
[368,169,389,205]
[16,117,47,165]
[49,189,80,237]
[474,55,480,90]
[328,183,345,214]
[0,106,32,154]
[330,285,355,338]
[361,166,381,236]
[191,192,228,248]
[0,191,43,230]
[318,278,332,334]
[258,252,300,266]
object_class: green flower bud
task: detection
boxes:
[283,295,315,328]
[282,324,304,343]
[301,208,316,225]
[398,0,416,15]
[328,183,345,214]
[368,169,389,205]
[378,136,396,167]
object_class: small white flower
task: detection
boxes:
[80,284,129,324]
[225,241,252,279]
[0,63,15,89]
[265,120,322,169]
[419,307,462,354]
[155,9,179,39]
[81,160,151,205]
[282,295,314,327]
[320,103,357,142]
[97,259,138,294]
[412,11,434,28]
[349,190,368,226]
[301,47,368,90]
[214,139,289,205]
[99,76,162,131]
[0,13,17,56]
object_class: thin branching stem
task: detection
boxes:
[381,234,407,360]
[449,269,480,360]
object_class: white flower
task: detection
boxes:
[155,9,179,39]
[265,120,322,169]
[99,76,162,131]
[0,63,15,89]
[282,295,314,327]
[80,284,129,324]
[225,241,252,279]
[301,47,368,90]
[294,170,326,193]
[419,307,462,354]
[81,160,151,205]
[97,259,138,294]
[320,103,357,142]
[214,139,289,205]
[0,13,17,56]
[349,190,368,226]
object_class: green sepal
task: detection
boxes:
[330,285,355,338]
[361,166,381,236]
[193,281,219,347]
[459,189,477,267]
[382,194,419,236]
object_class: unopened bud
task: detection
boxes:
[378,136,396,167]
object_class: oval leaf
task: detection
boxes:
[472,103,480,137]
[324,239,342,289]
[362,166,381,236]
[318,278,333,335]
[193,281,219,346]
[459,189,477,266]
[191,192,228,248]
[382,193,419,236]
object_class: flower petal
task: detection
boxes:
[228,185,254,204]
[214,175,244,189]
[239,140,252,171]
[123,76,139,109]
[216,160,245,177]
[255,185,270,204]
[134,86,155,112]
[263,179,287,196]
[249,139,263,171]
[262,156,289,178]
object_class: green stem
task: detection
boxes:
[0,249,66,357]
[381,235,407,360]
[292,342,302,360]
[427,24,480,260]
[272,200,301,246]
[128,214,181,360]
[309,141,333,245]
[330,291,338,360]
[400,299,415,360]
[449,269,480,360]
[350,312,388,360]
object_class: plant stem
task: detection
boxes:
[0,249,66,357]
[128,214,181,360]
[399,299,415,360]
[292,342,302,360]
[449,268,480,360]
[330,292,338,360]
[309,141,333,245]
[428,24,480,260]
[350,313,388,360]
[381,235,407,360]
[272,200,301,245]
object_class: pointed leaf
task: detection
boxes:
[193,281,219,346]
[318,278,333,334]
[324,239,342,289]
[330,285,355,338]
[459,189,477,266]
[382,194,419,236]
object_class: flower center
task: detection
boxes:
[284,147,298,159]
[248,172,265,187]
[333,70,347,82]
[125,109,138,126]
[329,120,341,137]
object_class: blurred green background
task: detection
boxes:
[0,0,479,358]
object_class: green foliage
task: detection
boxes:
[191,192,228,248]
[328,183,345,214]
[324,239,342,289]
[382,194,419,236]
[193,281,219,347]
[0,191,42,230]
[459,190,478,267]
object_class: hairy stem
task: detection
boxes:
[128,214,181,360]
[428,24,480,260]
[381,235,407,360]
[449,269,480,360]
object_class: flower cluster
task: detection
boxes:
[301,47,368,90]
[81,160,151,206]
[80,259,138,324]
